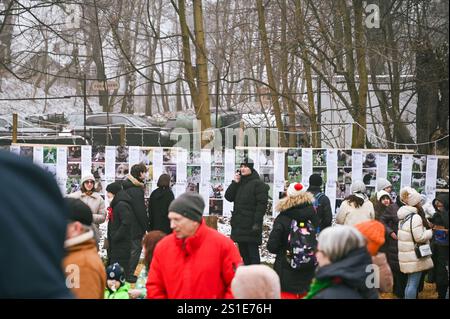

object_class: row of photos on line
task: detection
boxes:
[7,145,449,217]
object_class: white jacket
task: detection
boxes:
[397,206,433,274]
[335,199,375,226]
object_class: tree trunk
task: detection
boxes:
[256,0,288,147]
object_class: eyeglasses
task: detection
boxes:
[85,180,95,184]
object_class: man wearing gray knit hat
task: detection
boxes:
[146,192,243,298]
[168,192,205,224]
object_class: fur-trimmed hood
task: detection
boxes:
[125,174,144,188]
[276,191,314,212]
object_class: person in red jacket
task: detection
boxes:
[146,192,243,299]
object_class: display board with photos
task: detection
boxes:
[6,145,448,216]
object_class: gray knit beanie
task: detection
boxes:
[377,178,392,191]
[351,181,366,194]
[168,192,205,222]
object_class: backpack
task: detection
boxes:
[286,219,318,270]
[312,192,325,213]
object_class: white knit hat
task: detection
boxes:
[400,187,421,207]
[81,174,95,184]
[377,178,392,191]
[287,182,307,197]
[377,190,391,201]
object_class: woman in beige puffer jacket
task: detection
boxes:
[397,187,433,299]
[67,174,106,244]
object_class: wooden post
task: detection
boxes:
[120,124,126,146]
[12,113,18,143]
[204,215,218,230]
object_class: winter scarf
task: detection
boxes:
[127,174,144,188]
[303,277,342,299]
[107,206,114,222]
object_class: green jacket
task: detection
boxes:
[104,282,130,299]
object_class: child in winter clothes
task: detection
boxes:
[104,263,130,299]
[354,220,393,293]
[128,231,167,299]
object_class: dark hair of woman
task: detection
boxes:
[345,194,365,208]
[142,231,167,270]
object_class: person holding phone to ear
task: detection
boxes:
[225,158,269,265]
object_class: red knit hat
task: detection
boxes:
[354,220,385,256]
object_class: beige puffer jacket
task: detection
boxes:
[335,199,375,226]
[397,206,433,274]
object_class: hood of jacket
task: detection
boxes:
[0,151,72,298]
[123,174,144,189]
[110,190,132,208]
[276,192,314,213]
[433,194,449,212]
[397,205,417,220]
[315,247,375,298]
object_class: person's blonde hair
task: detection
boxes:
[317,225,366,263]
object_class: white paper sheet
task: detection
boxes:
[376,153,388,191]
[352,150,363,182]
[152,148,163,182]
[326,149,338,184]
[401,154,413,189]
[128,146,141,167]
[301,148,313,187]
[177,149,188,183]
[105,146,116,179]
[224,149,236,184]
[425,155,438,200]
[325,183,337,216]
[33,146,44,168]
[81,145,92,177]
[57,147,68,179]
[274,149,286,184]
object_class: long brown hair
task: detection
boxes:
[345,194,365,208]
[142,231,167,270]
[415,204,431,229]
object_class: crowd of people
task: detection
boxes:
[0,150,448,300]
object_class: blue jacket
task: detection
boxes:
[0,150,72,298]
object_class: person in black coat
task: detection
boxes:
[267,182,318,298]
[304,225,378,299]
[307,174,332,232]
[225,158,269,265]
[374,190,406,298]
[148,174,175,234]
[0,150,72,298]
[122,163,149,282]
[429,194,449,299]
[106,182,133,279]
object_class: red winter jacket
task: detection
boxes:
[146,220,242,299]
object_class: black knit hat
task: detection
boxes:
[240,158,254,170]
[168,192,205,222]
[106,181,122,195]
[309,174,323,187]
[66,198,93,226]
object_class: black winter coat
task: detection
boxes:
[122,177,149,239]
[313,247,379,299]
[225,170,269,244]
[377,204,400,272]
[267,195,318,294]
[148,187,174,234]
[107,190,133,265]
[307,186,332,231]
[430,194,449,246]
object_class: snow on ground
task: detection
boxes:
[0,76,101,116]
